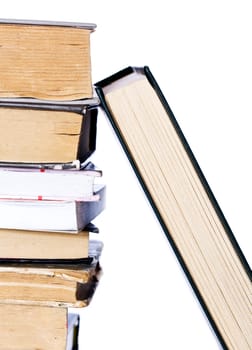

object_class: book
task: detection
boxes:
[0,161,102,201]
[0,228,90,260]
[0,251,102,307]
[0,18,96,101]
[0,304,80,350]
[0,101,98,164]
[0,184,106,233]
[95,66,252,350]
[0,236,103,266]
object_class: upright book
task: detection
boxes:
[95,66,252,350]
[0,19,95,101]
[1,304,80,350]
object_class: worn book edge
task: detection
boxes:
[0,18,96,30]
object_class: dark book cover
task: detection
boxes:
[67,313,80,350]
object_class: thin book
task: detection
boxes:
[0,161,102,201]
[0,184,106,233]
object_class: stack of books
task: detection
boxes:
[0,19,105,350]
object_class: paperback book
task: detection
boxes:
[0,184,106,233]
[0,161,102,201]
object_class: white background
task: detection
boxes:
[2,1,252,349]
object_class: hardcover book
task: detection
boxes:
[0,100,98,164]
[0,251,102,307]
[1,304,80,350]
[95,66,252,350]
[0,19,96,101]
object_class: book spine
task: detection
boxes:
[77,108,97,163]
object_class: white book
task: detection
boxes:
[0,184,106,233]
[0,162,102,200]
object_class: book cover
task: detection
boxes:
[95,66,252,350]
[67,313,80,350]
